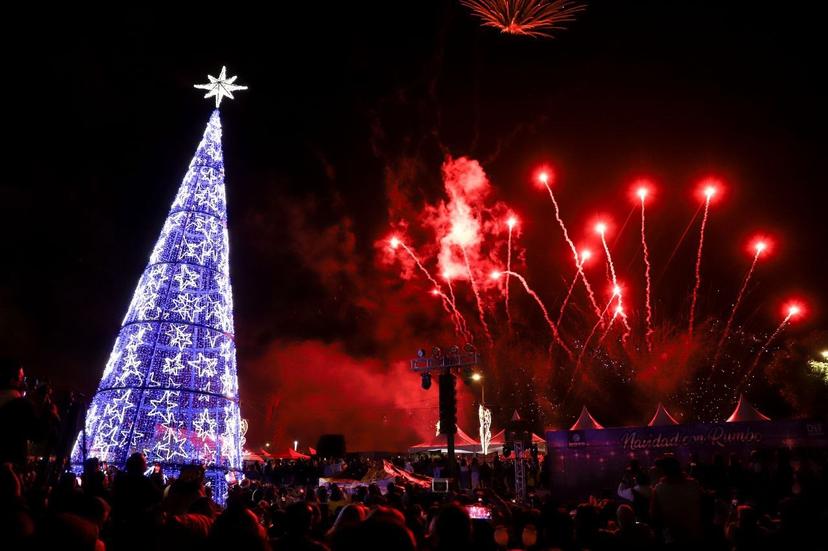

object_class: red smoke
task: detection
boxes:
[243,340,441,452]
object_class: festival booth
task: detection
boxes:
[544,397,827,499]
[408,427,481,454]
[319,459,432,492]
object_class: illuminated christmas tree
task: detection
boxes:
[72,67,247,500]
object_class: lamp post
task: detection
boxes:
[411,344,480,479]
[471,372,484,405]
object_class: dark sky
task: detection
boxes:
[3,2,827,446]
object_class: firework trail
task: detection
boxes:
[689,190,714,337]
[445,273,458,306]
[597,225,617,286]
[598,306,622,347]
[639,191,654,351]
[494,270,572,358]
[739,307,798,394]
[567,292,618,401]
[505,217,517,329]
[394,239,469,339]
[611,206,636,249]
[541,174,603,319]
[444,273,472,339]
[462,245,494,347]
[655,205,702,289]
[460,0,586,38]
[713,243,765,369]
[597,225,632,341]
[556,267,580,327]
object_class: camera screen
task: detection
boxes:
[465,505,492,520]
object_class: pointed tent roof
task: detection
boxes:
[271,448,311,460]
[243,449,265,462]
[648,403,679,426]
[570,406,604,430]
[489,429,546,446]
[726,394,771,422]
[409,427,479,453]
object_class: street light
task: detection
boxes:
[471,372,484,405]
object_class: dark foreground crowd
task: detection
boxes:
[2,359,828,550]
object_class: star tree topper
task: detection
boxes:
[194,66,248,107]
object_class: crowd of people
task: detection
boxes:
[3,359,828,550]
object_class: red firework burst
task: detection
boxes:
[460,0,586,38]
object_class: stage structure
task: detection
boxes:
[71,67,247,500]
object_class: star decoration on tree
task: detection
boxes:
[194,408,218,441]
[174,265,200,290]
[189,353,218,378]
[205,331,223,348]
[194,66,248,108]
[152,426,188,462]
[103,390,135,424]
[114,352,143,386]
[148,391,180,425]
[171,293,205,323]
[123,428,146,448]
[165,324,192,350]
[162,352,186,377]
[181,236,216,265]
[198,382,213,403]
[220,368,235,397]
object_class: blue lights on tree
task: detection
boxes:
[71,109,243,499]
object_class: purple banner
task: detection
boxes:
[543,420,826,498]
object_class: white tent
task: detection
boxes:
[726,394,771,422]
[570,406,604,430]
[408,426,480,453]
[485,429,547,454]
[648,403,679,426]
[243,449,265,462]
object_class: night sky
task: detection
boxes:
[3,2,827,449]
